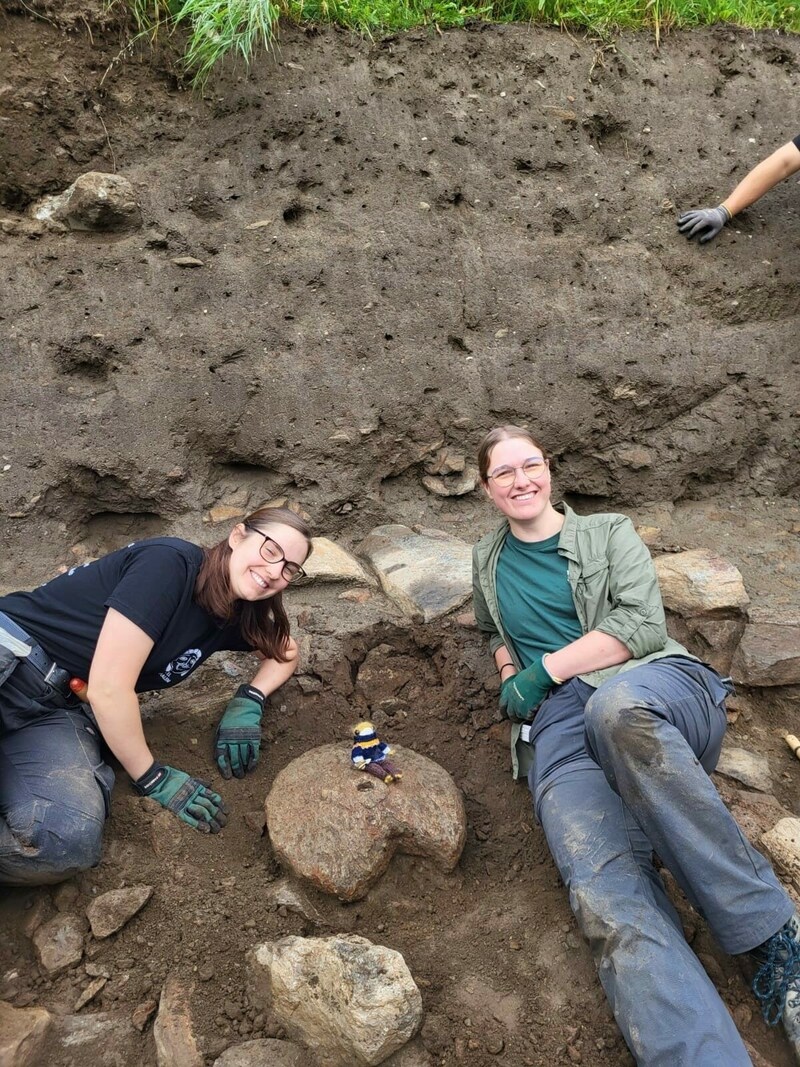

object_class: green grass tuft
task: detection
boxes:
[116,0,800,85]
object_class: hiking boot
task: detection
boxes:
[751,913,800,1062]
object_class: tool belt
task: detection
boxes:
[0,611,75,704]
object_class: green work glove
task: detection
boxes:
[133,762,228,834]
[214,684,265,780]
[499,657,554,721]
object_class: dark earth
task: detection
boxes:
[1,2,800,1063]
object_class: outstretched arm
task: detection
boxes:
[723,140,800,218]
[87,607,156,780]
[678,139,800,242]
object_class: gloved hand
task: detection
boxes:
[133,761,228,833]
[677,204,731,243]
[214,684,264,780]
[499,657,554,721]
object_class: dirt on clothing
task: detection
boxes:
[1,4,800,1065]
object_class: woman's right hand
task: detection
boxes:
[133,762,228,833]
[499,657,554,720]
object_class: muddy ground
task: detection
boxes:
[1,4,800,1065]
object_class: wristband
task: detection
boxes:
[542,654,565,686]
[236,684,266,709]
[132,760,168,796]
[497,662,515,673]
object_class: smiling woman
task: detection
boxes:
[0,505,312,887]
[471,423,800,1065]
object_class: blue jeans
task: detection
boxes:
[529,657,793,1067]
[0,661,114,886]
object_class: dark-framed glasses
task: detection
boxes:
[244,524,306,583]
[488,457,547,488]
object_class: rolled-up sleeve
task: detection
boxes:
[593,517,669,658]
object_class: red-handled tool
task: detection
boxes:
[69,678,89,701]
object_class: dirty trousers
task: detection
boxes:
[528,656,793,1067]
[0,667,114,885]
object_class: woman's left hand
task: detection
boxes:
[214,685,265,779]
[499,657,553,720]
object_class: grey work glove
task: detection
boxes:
[677,204,732,243]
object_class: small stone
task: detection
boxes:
[172,256,204,268]
[207,504,244,524]
[243,811,265,834]
[486,1036,505,1054]
[86,885,153,939]
[132,998,158,1032]
[198,963,215,982]
[53,883,80,912]
[245,219,274,229]
[32,172,141,232]
[85,963,110,979]
[74,976,107,1011]
[32,913,86,975]
[153,974,203,1067]
[566,1046,582,1064]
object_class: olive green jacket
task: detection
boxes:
[472,502,692,778]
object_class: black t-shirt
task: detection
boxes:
[0,539,253,691]
[794,133,800,152]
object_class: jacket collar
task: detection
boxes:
[478,501,579,564]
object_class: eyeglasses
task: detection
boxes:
[488,457,547,488]
[244,524,306,583]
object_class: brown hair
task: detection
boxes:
[477,425,549,483]
[195,505,313,662]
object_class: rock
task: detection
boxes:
[635,524,661,546]
[265,879,326,925]
[212,1038,306,1066]
[682,617,745,675]
[0,1000,53,1066]
[53,882,80,912]
[358,525,472,622]
[153,974,202,1067]
[421,469,477,498]
[52,1012,140,1066]
[714,745,772,793]
[355,645,416,708]
[265,744,466,901]
[32,913,86,975]
[654,550,749,615]
[86,885,153,939]
[303,538,371,585]
[423,448,465,476]
[207,504,244,524]
[74,976,107,1011]
[131,998,158,1032]
[171,256,204,268]
[761,818,800,895]
[32,172,141,232]
[249,934,422,1066]
[731,607,800,686]
[20,894,53,939]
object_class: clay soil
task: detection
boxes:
[1,4,800,1065]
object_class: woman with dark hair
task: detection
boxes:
[472,425,799,1066]
[0,505,312,886]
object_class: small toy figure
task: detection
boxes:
[351,721,403,783]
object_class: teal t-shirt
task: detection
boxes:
[496,531,583,668]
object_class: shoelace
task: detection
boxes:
[752,921,800,1026]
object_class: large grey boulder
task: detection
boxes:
[249,935,422,1067]
[265,744,465,901]
[358,525,472,622]
[32,172,141,232]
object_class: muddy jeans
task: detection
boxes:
[0,664,114,886]
[529,656,793,1067]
